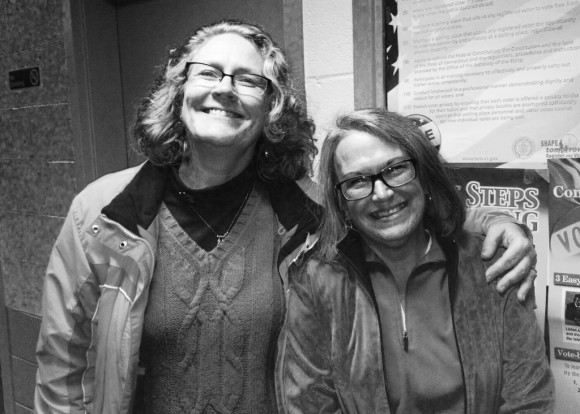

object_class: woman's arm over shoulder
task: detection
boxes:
[281,258,341,414]
[464,206,521,234]
[500,288,555,413]
[465,207,537,302]
[35,201,99,413]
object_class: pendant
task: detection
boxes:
[216,233,227,245]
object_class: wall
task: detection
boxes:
[0,0,74,315]
[0,0,75,412]
[303,0,355,156]
[302,0,384,160]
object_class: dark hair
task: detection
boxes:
[316,108,465,259]
[133,19,316,182]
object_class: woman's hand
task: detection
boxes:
[481,222,537,302]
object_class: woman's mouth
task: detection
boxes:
[204,108,243,119]
[369,202,407,219]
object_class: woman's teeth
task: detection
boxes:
[371,203,405,219]
[207,108,241,118]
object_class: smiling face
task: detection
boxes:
[181,33,267,155]
[335,130,426,251]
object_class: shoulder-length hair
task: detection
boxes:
[317,108,465,260]
[133,19,316,182]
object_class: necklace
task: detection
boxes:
[178,182,253,245]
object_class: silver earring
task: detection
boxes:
[344,217,353,230]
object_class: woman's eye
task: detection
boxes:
[197,70,220,78]
[236,75,259,87]
[388,165,406,175]
[347,177,368,189]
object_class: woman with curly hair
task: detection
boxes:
[35,19,318,414]
[35,20,535,414]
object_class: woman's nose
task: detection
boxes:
[212,75,236,96]
[371,178,394,200]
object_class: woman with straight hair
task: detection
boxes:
[281,109,554,413]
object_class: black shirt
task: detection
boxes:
[163,164,255,251]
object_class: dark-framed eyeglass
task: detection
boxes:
[336,159,417,201]
[185,62,270,96]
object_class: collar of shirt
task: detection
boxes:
[364,230,446,269]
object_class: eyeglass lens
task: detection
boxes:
[340,160,415,200]
[186,62,268,96]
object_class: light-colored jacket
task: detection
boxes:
[34,162,322,414]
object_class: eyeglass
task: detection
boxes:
[336,159,417,201]
[185,62,270,96]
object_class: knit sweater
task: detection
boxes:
[138,184,283,413]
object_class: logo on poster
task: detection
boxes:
[406,114,441,151]
[512,137,536,159]
[562,134,579,149]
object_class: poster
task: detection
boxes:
[547,158,580,411]
[386,0,580,166]
[456,166,549,327]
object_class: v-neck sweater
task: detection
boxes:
[138,183,283,413]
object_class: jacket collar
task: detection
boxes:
[101,161,322,243]
[101,162,169,235]
[337,229,460,305]
[267,179,323,266]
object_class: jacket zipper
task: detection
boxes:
[396,293,409,352]
[400,302,409,351]
[100,215,156,411]
[397,233,431,352]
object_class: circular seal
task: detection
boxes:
[406,114,442,151]
[512,136,536,160]
[561,134,579,150]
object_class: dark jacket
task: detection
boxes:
[35,162,322,414]
[281,230,555,413]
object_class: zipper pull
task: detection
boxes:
[403,330,409,352]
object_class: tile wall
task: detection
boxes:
[0,0,76,316]
[303,0,355,150]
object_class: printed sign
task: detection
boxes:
[547,158,580,412]
[456,166,549,327]
[386,0,580,167]
[9,67,41,90]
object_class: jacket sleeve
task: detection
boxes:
[35,202,99,413]
[499,288,555,413]
[281,261,342,413]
